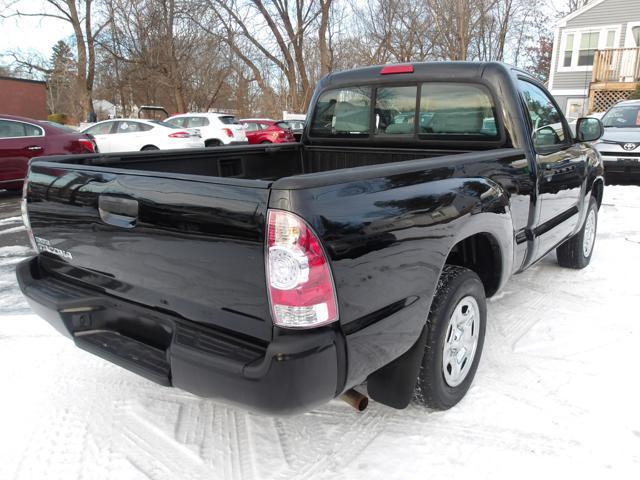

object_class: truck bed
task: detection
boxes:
[43,143,471,183]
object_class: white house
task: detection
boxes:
[548,0,640,116]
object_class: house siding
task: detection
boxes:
[565,0,640,31]
[549,0,640,112]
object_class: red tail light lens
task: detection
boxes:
[168,131,190,138]
[380,64,414,75]
[266,209,338,328]
[222,128,234,138]
[78,138,95,152]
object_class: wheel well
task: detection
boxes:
[591,179,604,209]
[205,139,221,147]
[445,233,501,297]
[141,145,157,150]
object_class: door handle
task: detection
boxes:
[27,145,43,151]
[98,195,139,229]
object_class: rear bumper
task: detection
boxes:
[16,256,341,415]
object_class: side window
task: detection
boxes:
[138,123,153,132]
[375,86,418,135]
[419,83,498,138]
[518,80,567,149]
[85,122,114,135]
[23,123,43,136]
[187,117,209,128]
[0,120,26,138]
[117,121,145,133]
[166,117,185,128]
[310,87,372,137]
[259,123,272,130]
[0,120,43,138]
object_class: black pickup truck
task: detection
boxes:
[17,62,604,415]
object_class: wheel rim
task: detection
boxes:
[442,296,480,387]
[582,209,596,258]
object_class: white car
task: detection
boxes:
[165,113,248,147]
[81,119,204,153]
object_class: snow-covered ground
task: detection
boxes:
[0,186,639,480]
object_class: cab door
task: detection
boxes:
[518,79,587,260]
[0,119,46,189]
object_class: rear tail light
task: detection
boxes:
[78,138,95,152]
[168,131,190,138]
[21,179,37,252]
[222,128,234,138]
[277,131,285,138]
[266,209,338,328]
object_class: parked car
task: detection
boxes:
[283,120,305,141]
[81,118,204,153]
[0,114,95,192]
[239,119,296,144]
[17,62,604,416]
[595,99,640,183]
[165,113,248,147]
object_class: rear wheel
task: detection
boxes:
[556,196,598,269]
[415,265,487,410]
[141,145,159,151]
[205,139,221,147]
[260,140,272,144]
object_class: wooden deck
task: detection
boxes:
[589,47,640,112]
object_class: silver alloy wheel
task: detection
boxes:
[442,296,480,387]
[583,209,596,258]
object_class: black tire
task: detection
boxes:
[141,145,159,151]
[556,196,598,269]
[415,265,487,410]
[260,140,272,144]
[205,139,221,147]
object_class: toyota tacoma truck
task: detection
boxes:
[16,62,604,415]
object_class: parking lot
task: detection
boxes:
[1,186,639,480]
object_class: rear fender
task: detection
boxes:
[365,178,513,408]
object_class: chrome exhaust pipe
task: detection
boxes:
[340,389,368,411]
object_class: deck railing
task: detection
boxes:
[592,47,640,83]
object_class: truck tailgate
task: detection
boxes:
[25,162,272,341]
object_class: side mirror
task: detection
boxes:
[576,117,604,142]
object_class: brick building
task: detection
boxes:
[0,76,47,119]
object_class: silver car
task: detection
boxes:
[596,99,640,182]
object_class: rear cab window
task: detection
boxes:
[310,87,371,137]
[309,83,499,141]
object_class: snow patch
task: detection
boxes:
[0,186,639,479]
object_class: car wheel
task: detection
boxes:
[141,145,159,151]
[260,140,272,144]
[205,140,221,147]
[556,196,598,269]
[415,265,486,410]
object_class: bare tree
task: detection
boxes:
[2,0,105,121]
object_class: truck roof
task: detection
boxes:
[319,61,529,89]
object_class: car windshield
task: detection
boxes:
[149,120,179,129]
[219,116,239,124]
[602,105,640,128]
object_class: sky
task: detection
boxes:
[0,10,73,67]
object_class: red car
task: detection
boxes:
[0,114,96,192]
[239,119,296,144]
